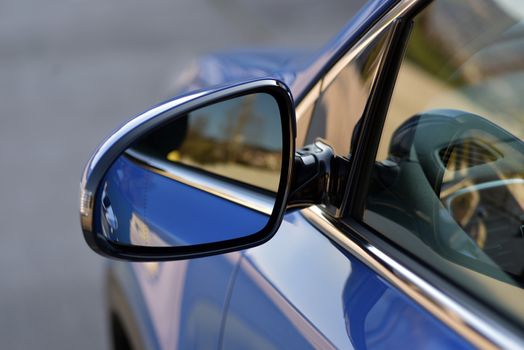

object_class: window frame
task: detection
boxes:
[298,0,524,348]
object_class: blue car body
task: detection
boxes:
[105,1,477,348]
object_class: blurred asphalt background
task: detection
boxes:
[0,0,360,348]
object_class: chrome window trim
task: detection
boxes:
[124,149,275,216]
[297,0,524,348]
[302,206,523,350]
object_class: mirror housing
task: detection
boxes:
[80,79,296,261]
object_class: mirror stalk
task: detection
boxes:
[287,140,351,211]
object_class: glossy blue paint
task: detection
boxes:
[99,155,269,246]
[106,0,475,349]
[126,252,242,349]
[107,261,161,349]
[222,212,472,350]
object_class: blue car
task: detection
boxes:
[80,0,524,348]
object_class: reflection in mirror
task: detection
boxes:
[95,93,283,247]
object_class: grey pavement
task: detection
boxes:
[0,0,360,348]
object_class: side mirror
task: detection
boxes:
[80,79,295,260]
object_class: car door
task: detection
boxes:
[220,1,483,349]
[100,0,524,348]
[222,0,524,348]
[360,0,524,347]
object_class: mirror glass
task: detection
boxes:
[95,93,283,247]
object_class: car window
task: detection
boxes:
[304,28,392,156]
[363,0,524,325]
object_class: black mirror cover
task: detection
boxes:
[80,79,296,261]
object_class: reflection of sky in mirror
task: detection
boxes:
[189,93,282,151]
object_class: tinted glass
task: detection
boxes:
[305,29,391,156]
[364,1,524,323]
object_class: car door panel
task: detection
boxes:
[96,0,524,347]
[111,251,241,349]
[175,252,242,349]
[222,211,472,349]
